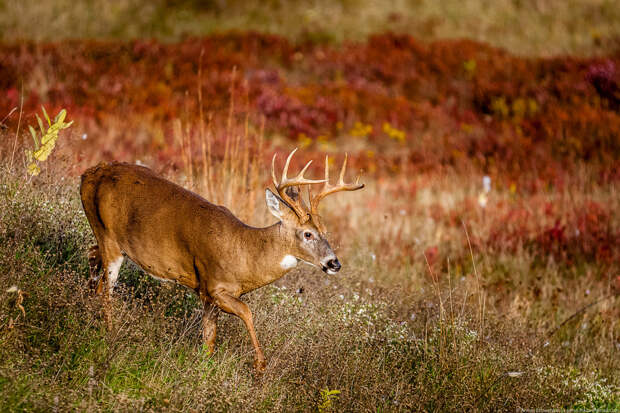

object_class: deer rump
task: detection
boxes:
[80,161,246,293]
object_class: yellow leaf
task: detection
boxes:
[40,127,59,145]
[25,107,73,166]
[36,114,45,134]
[27,162,41,176]
[33,145,53,161]
[54,109,67,124]
[41,105,51,126]
[28,125,39,148]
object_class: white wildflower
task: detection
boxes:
[483,175,491,193]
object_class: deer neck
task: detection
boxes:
[238,222,301,292]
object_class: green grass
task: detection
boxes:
[1,161,618,411]
[1,0,619,55]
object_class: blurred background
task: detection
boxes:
[2,0,620,55]
[0,1,619,411]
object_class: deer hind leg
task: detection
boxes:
[87,245,103,294]
[201,300,219,354]
[99,242,123,328]
[212,291,266,372]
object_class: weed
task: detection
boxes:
[317,388,340,413]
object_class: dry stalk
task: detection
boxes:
[462,220,485,342]
[9,83,24,171]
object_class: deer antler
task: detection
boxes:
[310,154,364,233]
[271,148,326,222]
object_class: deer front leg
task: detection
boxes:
[212,292,266,371]
[201,301,219,354]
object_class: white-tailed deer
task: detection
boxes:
[80,149,363,371]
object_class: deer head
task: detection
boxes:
[267,148,364,274]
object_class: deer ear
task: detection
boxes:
[265,189,282,218]
[266,189,298,222]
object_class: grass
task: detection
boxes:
[0,146,618,410]
[1,0,619,55]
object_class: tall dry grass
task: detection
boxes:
[171,66,266,224]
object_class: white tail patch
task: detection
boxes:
[280,255,298,270]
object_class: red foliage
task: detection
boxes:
[1,33,618,177]
[424,245,439,267]
[485,199,619,266]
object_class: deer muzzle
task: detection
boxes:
[322,257,341,274]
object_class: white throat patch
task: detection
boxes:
[280,255,298,270]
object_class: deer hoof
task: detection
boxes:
[253,358,266,372]
[87,276,100,294]
[202,342,215,355]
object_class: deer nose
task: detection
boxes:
[326,258,341,272]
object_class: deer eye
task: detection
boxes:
[304,231,313,240]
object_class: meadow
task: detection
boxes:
[1,3,620,411]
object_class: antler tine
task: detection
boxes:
[284,159,323,186]
[323,155,330,187]
[271,153,279,188]
[338,153,348,185]
[272,148,326,222]
[281,148,296,184]
[277,149,326,189]
[297,159,313,180]
[310,153,364,221]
